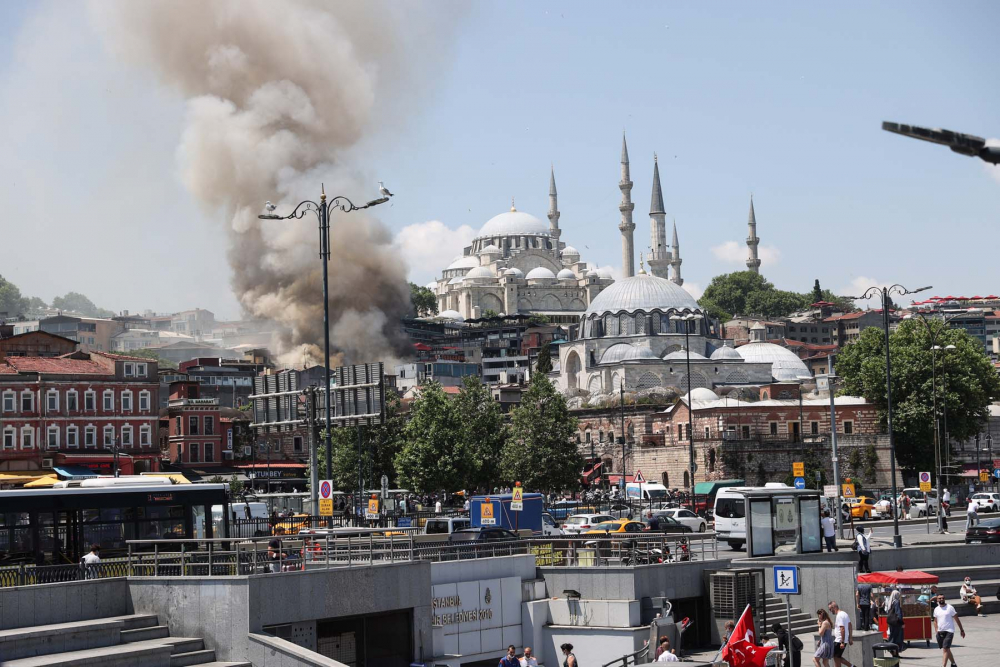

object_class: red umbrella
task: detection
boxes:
[858,570,939,585]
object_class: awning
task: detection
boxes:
[582,461,603,483]
[694,480,746,496]
[52,466,100,480]
[24,474,60,488]
[858,570,939,586]
[0,473,45,485]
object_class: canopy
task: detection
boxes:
[24,474,60,488]
[858,570,939,585]
[694,479,746,496]
[0,473,45,485]
[52,466,99,480]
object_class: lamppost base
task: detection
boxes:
[892,535,903,549]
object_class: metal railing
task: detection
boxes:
[0,560,129,587]
[601,641,650,667]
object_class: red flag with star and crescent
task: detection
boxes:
[721,604,774,667]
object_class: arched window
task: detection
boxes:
[683,470,690,488]
[650,312,661,334]
[620,314,634,335]
[661,472,669,487]
[634,313,646,335]
[605,314,618,336]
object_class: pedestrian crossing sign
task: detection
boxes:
[481,498,496,525]
[511,486,524,511]
[633,469,645,484]
[842,483,855,498]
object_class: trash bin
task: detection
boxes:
[872,642,900,667]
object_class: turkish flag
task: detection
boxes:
[721,604,775,667]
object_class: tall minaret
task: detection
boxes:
[746,195,761,273]
[548,165,561,245]
[646,154,670,279]
[619,133,636,278]
[669,220,683,286]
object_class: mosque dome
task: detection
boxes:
[684,387,720,402]
[710,346,744,361]
[480,244,502,255]
[476,209,549,239]
[448,276,464,285]
[438,310,464,322]
[557,268,577,280]
[736,342,811,382]
[597,267,614,280]
[599,343,659,364]
[584,273,700,317]
[424,281,438,290]
[662,347,707,361]
[525,267,556,281]
[562,245,580,257]
[446,256,479,270]
[503,267,524,278]
[464,266,495,281]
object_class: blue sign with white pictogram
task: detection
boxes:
[794,477,806,489]
[994,468,1000,480]
[774,566,800,595]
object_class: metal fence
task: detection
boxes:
[0,560,129,587]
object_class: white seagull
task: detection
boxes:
[379,181,394,197]
[264,201,276,212]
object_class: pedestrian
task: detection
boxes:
[822,511,837,552]
[771,622,802,667]
[464,497,470,512]
[960,577,985,617]
[654,636,676,660]
[854,528,872,574]
[82,544,101,579]
[942,488,951,516]
[856,581,873,631]
[813,609,834,667]
[966,499,979,528]
[884,589,904,653]
[499,645,520,667]
[560,643,578,667]
[722,620,736,643]
[520,646,538,667]
[435,498,443,514]
[931,594,964,667]
[827,601,854,667]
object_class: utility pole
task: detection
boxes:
[825,355,843,539]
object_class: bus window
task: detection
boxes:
[139,505,185,540]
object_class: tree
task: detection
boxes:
[51,292,114,318]
[535,343,553,374]
[811,279,824,304]
[819,289,857,314]
[395,383,469,493]
[229,474,246,498]
[25,296,48,316]
[453,377,506,492]
[502,373,582,493]
[409,282,438,317]
[699,271,783,321]
[481,309,500,319]
[835,319,1000,472]
[0,274,29,317]
[318,391,406,492]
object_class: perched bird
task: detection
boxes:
[378,181,394,197]
[264,201,276,212]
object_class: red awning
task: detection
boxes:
[235,462,307,469]
[582,461,603,482]
[858,570,939,585]
[413,343,432,351]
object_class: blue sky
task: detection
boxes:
[1,1,999,318]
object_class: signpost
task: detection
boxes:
[511,486,524,512]
[841,483,855,499]
[823,484,838,498]
[792,462,805,478]
[994,468,1000,479]
[481,497,496,525]
[980,471,990,483]
[918,471,932,493]
[794,478,806,490]
[318,479,334,517]
[366,496,380,521]
[773,566,800,667]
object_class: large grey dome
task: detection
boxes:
[476,209,549,239]
[584,273,700,317]
[736,342,811,382]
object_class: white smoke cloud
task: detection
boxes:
[594,265,623,281]
[394,220,476,285]
[838,276,886,308]
[711,240,780,267]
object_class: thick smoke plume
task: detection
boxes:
[89,0,442,366]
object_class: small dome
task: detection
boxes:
[503,267,524,278]
[557,269,577,280]
[597,267,614,280]
[464,266,495,280]
[600,343,635,364]
[662,347,708,361]
[476,210,549,239]
[685,387,720,402]
[525,267,556,280]
[710,346,743,360]
[562,245,580,257]
[736,342,811,382]
[480,244,502,254]
[623,346,658,361]
[438,309,463,321]
[446,256,479,270]
[424,281,437,290]
[448,276,464,285]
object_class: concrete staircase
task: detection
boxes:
[0,612,249,667]
[917,563,1000,616]
[762,593,815,639]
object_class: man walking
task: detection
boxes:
[856,581,873,631]
[931,594,964,667]
[854,528,872,574]
[822,511,837,552]
[519,647,538,667]
[499,645,520,667]
[828,601,855,667]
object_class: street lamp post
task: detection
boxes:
[847,284,931,548]
[671,312,704,501]
[258,187,390,503]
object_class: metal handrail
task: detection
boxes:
[601,640,650,667]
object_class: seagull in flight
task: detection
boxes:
[379,181,394,197]
[264,201,276,212]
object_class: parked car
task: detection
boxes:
[641,514,694,534]
[584,519,647,535]
[563,513,615,535]
[607,503,634,519]
[652,508,707,532]
[447,527,519,543]
[965,517,1000,544]
[971,493,1000,513]
[847,496,878,521]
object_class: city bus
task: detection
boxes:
[0,478,228,564]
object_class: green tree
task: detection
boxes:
[51,292,114,318]
[744,289,809,319]
[811,279,824,304]
[395,383,469,493]
[409,282,438,317]
[318,392,406,492]
[454,376,506,492]
[0,274,29,317]
[481,309,500,319]
[229,474,246,497]
[535,342,553,374]
[835,319,1000,472]
[699,271,780,321]
[502,374,582,493]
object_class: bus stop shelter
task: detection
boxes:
[743,487,822,557]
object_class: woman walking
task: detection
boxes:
[813,609,834,667]
[884,589,904,653]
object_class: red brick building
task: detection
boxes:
[0,352,160,474]
[162,381,227,466]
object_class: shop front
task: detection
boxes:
[235,462,308,492]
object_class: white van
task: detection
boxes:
[713,483,793,550]
[423,517,472,535]
[625,482,670,503]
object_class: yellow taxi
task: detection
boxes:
[847,496,878,521]
[272,514,312,535]
[583,519,646,535]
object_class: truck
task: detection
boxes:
[625,482,669,503]
[470,493,561,536]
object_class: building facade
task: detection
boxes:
[39,315,123,353]
[0,330,78,358]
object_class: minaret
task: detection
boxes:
[669,220,683,286]
[746,195,761,273]
[619,133,636,278]
[548,165,561,245]
[646,154,670,279]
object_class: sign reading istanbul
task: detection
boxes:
[431,594,494,625]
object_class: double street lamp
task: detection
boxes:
[846,283,931,548]
[259,186,390,496]
[670,311,704,500]
[930,343,956,533]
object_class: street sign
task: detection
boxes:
[396,517,412,528]
[633,469,646,484]
[993,468,1000,480]
[773,566,800,595]
[319,479,334,516]
[511,486,524,512]
[823,484,838,498]
[842,483,856,498]
[792,462,805,477]
[794,477,806,490]
[919,471,931,492]
[366,497,380,520]
[481,497,496,525]
[980,471,990,483]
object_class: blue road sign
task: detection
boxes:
[794,477,806,489]
[396,517,412,528]
[993,468,1000,479]
[774,566,800,595]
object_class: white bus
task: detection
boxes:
[713,483,822,555]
